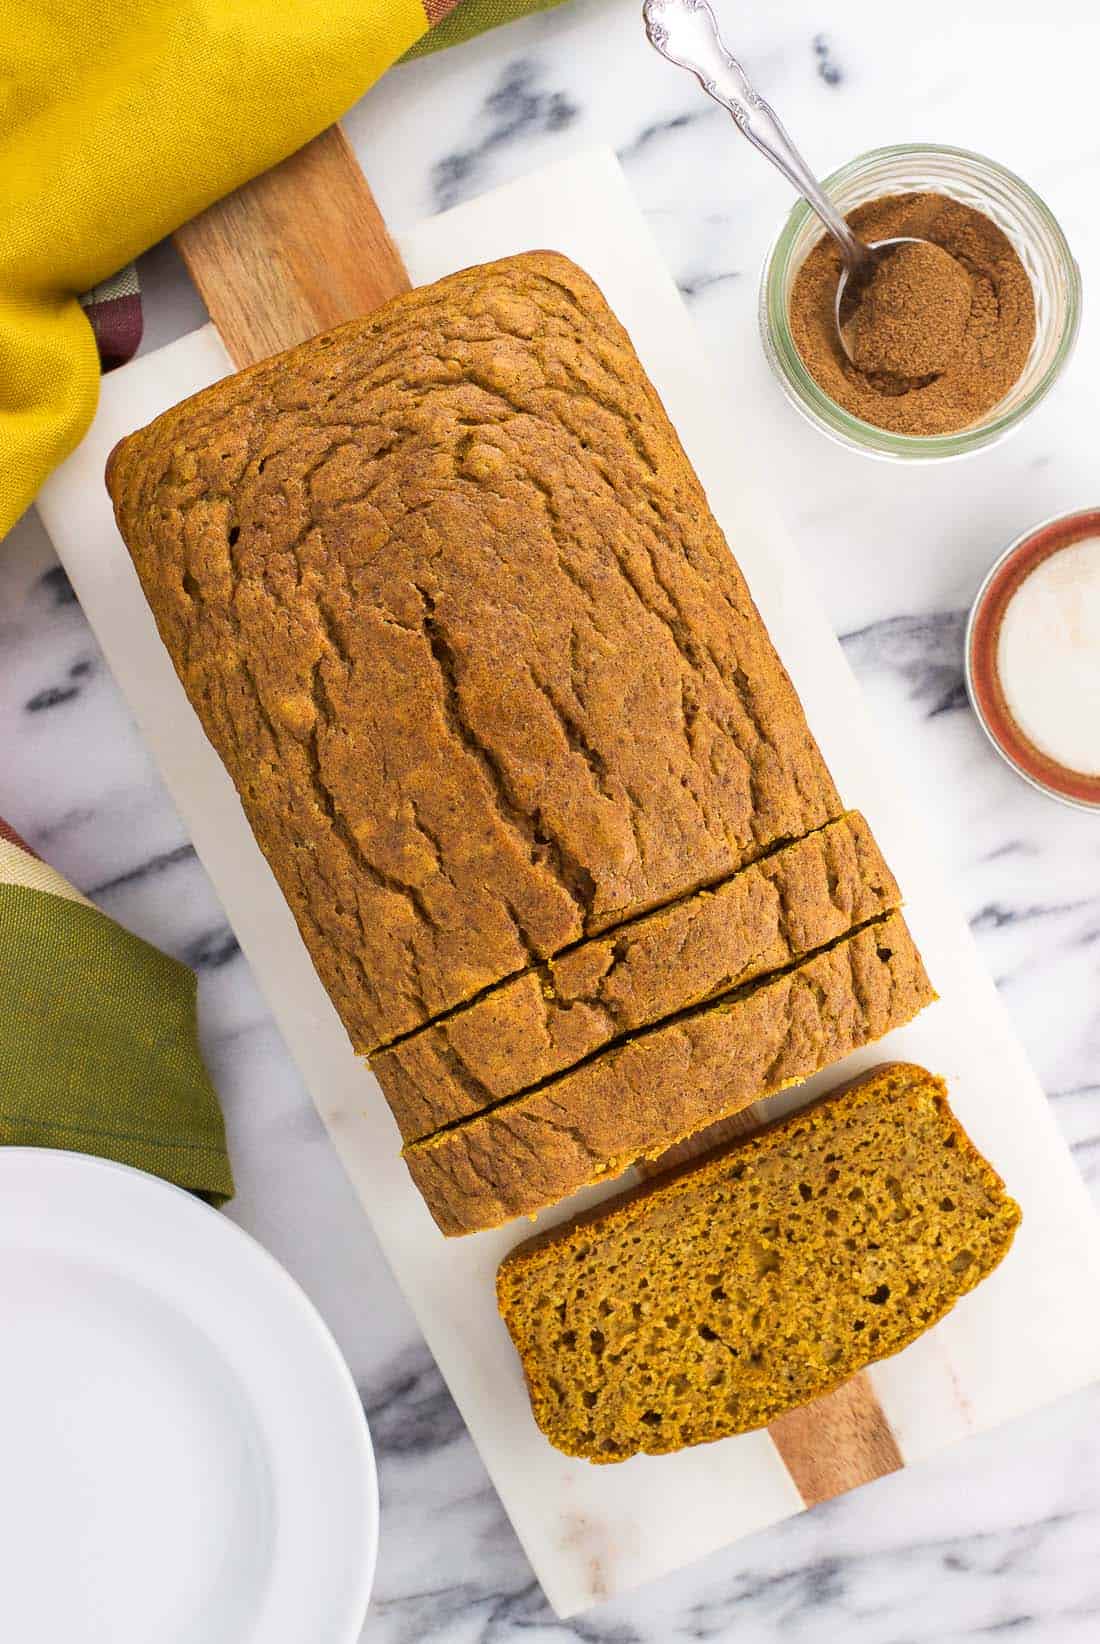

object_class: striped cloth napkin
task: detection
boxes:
[80,268,144,374]
[0,819,232,1202]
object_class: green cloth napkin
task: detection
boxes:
[403,0,570,58]
[0,824,232,1204]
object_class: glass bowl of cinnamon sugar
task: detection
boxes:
[759,144,1080,461]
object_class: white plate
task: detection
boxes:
[0,1148,377,1644]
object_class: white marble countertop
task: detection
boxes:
[3,1,1100,1637]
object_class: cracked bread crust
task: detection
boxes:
[106,251,840,1051]
[373,812,900,1143]
[404,911,935,1236]
[496,1062,1020,1461]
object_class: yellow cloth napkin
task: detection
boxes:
[2,0,434,539]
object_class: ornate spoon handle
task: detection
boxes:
[642,0,872,278]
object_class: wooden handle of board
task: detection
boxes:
[173,125,411,370]
[639,1107,903,1507]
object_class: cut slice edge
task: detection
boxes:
[404,910,936,1235]
[372,811,901,1143]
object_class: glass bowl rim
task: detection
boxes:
[760,142,1082,461]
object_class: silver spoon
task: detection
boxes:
[641,0,927,358]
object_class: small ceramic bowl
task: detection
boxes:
[966,507,1100,810]
[759,144,1081,462]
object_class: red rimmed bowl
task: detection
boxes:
[966,508,1100,811]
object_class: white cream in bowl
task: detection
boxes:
[997,536,1100,777]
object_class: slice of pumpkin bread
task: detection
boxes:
[404,910,934,1235]
[373,812,899,1143]
[497,1062,1020,1462]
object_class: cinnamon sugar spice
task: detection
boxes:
[846,240,971,377]
[789,192,1036,436]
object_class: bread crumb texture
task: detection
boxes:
[107,252,840,1052]
[497,1062,1020,1462]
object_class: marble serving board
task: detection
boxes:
[37,148,1100,1619]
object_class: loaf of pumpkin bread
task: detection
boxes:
[374,811,899,1143]
[106,251,841,1052]
[405,910,935,1235]
[497,1062,1020,1462]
